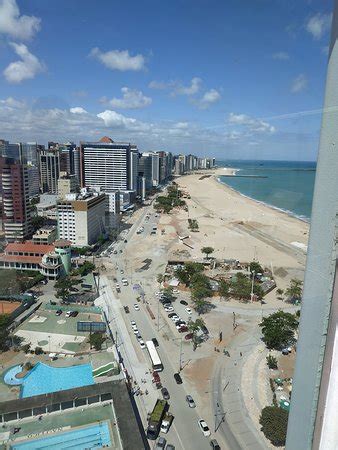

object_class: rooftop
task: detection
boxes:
[5,241,55,254]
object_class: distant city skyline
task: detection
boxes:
[0,0,332,161]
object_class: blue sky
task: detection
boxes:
[0,0,333,160]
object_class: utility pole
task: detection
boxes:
[179,336,183,372]
[250,270,255,302]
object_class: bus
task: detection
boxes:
[146,340,163,372]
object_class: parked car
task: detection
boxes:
[185,307,192,315]
[131,320,136,326]
[65,311,72,318]
[55,309,62,316]
[166,446,175,450]
[113,250,118,254]
[134,303,140,311]
[198,419,211,437]
[168,312,177,318]
[186,395,196,408]
[124,305,130,313]
[139,339,146,349]
[200,325,209,334]
[210,439,221,450]
[185,333,193,340]
[133,328,139,334]
[152,338,159,347]
[124,239,128,243]
[161,387,170,400]
[174,373,183,384]
[70,311,78,317]
[180,300,188,306]
[164,306,174,312]
[50,300,57,306]
[120,269,124,274]
[178,326,188,333]
[155,437,166,449]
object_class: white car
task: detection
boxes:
[130,321,136,326]
[172,316,181,323]
[131,324,138,331]
[185,307,192,315]
[139,339,146,349]
[134,303,140,311]
[65,311,72,318]
[155,292,162,297]
[164,306,174,313]
[198,419,211,437]
[133,328,139,335]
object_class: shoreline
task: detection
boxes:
[174,169,308,290]
[214,167,310,224]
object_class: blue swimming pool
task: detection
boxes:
[11,422,111,449]
[3,365,24,385]
[20,362,94,398]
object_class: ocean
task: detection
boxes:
[216,160,316,221]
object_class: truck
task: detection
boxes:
[146,399,168,440]
[160,413,174,434]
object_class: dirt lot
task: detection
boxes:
[0,300,21,314]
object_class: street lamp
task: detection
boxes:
[250,270,255,302]
[172,337,183,372]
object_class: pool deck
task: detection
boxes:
[2,405,122,449]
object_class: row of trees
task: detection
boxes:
[154,185,186,213]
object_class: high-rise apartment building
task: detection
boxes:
[0,157,32,242]
[38,148,60,193]
[80,137,138,212]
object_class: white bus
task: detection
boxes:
[146,340,163,372]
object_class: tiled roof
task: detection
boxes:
[5,241,54,255]
[0,254,41,264]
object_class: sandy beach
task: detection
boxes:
[162,168,309,293]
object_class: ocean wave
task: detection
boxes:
[216,177,310,223]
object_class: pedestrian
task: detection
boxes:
[240,352,242,357]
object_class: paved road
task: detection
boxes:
[100,205,216,450]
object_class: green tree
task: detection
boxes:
[276,288,284,300]
[259,406,289,446]
[285,279,303,303]
[249,261,264,274]
[77,261,95,276]
[201,246,214,259]
[219,280,230,300]
[31,215,46,232]
[157,274,164,284]
[192,298,210,315]
[259,311,299,350]
[55,276,78,302]
[161,287,175,302]
[0,314,11,351]
[175,268,191,286]
[89,333,105,350]
[188,317,205,348]
[266,354,278,369]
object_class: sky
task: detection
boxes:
[0,0,334,160]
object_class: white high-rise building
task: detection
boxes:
[80,137,138,192]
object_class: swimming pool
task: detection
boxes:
[20,362,94,398]
[11,422,111,449]
[3,365,24,385]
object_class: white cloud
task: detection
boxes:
[70,107,88,114]
[196,89,221,109]
[0,96,25,108]
[272,52,290,60]
[228,113,275,133]
[148,80,170,90]
[291,74,308,93]
[0,0,41,40]
[101,87,152,109]
[174,122,189,129]
[89,48,146,71]
[3,42,45,83]
[174,77,202,96]
[97,109,149,131]
[306,13,332,40]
